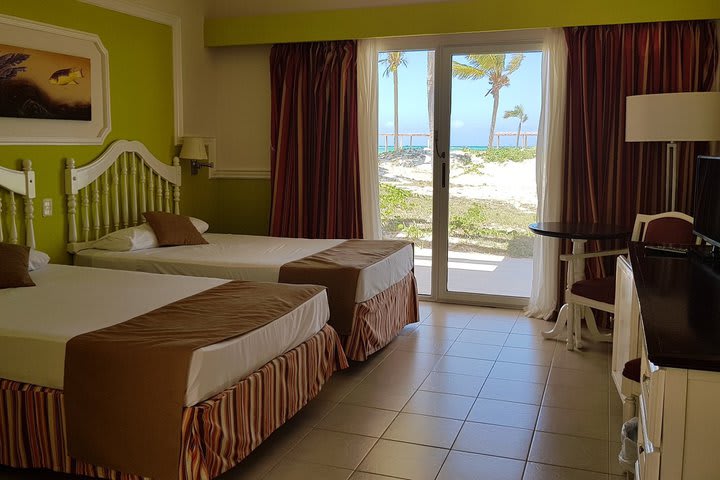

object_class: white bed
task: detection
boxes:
[75,233,414,303]
[64,140,419,361]
[0,264,328,406]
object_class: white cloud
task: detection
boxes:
[452,119,465,128]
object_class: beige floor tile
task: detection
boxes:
[263,460,353,480]
[467,398,540,430]
[398,323,421,336]
[542,384,608,412]
[529,431,609,473]
[609,442,625,476]
[552,348,609,373]
[446,341,502,361]
[547,367,609,390]
[536,406,609,440]
[479,378,545,405]
[316,375,364,402]
[512,317,554,335]
[465,317,517,333]
[490,361,550,384]
[358,439,448,480]
[505,333,557,351]
[423,311,474,329]
[418,302,433,321]
[437,451,525,480]
[391,335,454,355]
[434,355,494,377]
[523,462,610,480]
[349,473,399,480]
[608,414,624,443]
[473,306,522,319]
[287,429,377,470]
[411,325,463,341]
[420,371,486,397]
[453,422,533,460]
[498,347,555,366]
[457,329,509,345]
[318,404,397,437]
[342,381,416,411]
[402,390,475,419]
[383,412,463,448]
[291,399,337,427]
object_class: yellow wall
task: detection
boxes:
[206,0,720,46]
[0,1,174,262]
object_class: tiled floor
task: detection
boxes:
[1,302,627,480]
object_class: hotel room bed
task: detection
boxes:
[66,140,419,361]
[0,161,347,480]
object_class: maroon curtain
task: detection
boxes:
[561,21,718,287]
[269,41,363,239]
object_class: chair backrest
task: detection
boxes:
[632,212,696,244]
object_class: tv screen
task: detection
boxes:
[693,155,720,248]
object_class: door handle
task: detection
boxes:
[434,130,446,159]
[441,162,446,188]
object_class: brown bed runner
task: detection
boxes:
[64,281,325,480]
[278,240,411,336]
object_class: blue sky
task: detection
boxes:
[378,50,542,147]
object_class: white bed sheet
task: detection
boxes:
[75,234,414,302]
[0,265,328,406]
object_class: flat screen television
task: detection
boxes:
[693,155,720,249]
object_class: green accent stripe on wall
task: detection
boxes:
[205,0,720,46]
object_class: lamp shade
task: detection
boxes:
[625,92,720,142]
[179,137,208,160]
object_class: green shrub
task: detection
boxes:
[481,147,536,164]
[379,184,411,218]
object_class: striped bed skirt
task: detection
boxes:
[0,324,348,480]
[343,271,419,361]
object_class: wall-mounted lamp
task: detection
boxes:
[179,137,214,175]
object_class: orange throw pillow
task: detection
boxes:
[0,243,35,288]
[142,211,209,247]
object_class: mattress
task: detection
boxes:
[0,265,328,406]
[75,234,415,302]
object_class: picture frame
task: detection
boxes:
[0,14,110,145]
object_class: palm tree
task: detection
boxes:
[503,104,529,147]
[379,51,408,151]
[452,53,524,149]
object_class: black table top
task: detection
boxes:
[630,242,720,372]
[529,222,631,240]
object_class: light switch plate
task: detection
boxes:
[42,198,52,217]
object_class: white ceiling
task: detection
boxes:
[206,0,457,18]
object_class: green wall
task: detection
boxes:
[0,0,174,263]
[206,0,720,46]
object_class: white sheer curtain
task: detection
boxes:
[526,29,567,319]
[357,39,382,240]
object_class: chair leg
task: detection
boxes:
[585,308,613,343]
[623,395,637,422]
[566,303,576,350]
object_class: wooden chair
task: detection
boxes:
[560,211,695,350]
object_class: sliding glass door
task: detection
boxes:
[377,36,542,307]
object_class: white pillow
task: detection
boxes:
[90,217,209,252]
[28,249,50,271]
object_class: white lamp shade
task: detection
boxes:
[625,92,720,142]
[179,137,208,160]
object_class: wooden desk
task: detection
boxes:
[627,243,720,479]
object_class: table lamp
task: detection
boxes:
[625,92,720,211]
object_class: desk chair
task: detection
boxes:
[560,212,695,349]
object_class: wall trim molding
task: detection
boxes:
[78,0,184,143]
[209,169,271,180]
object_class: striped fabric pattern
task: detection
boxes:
[343,272,419,361]
[269,40,363,239]
[0,324,347,480]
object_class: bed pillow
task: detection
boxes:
[0,243,35,288]
[143,211,209,246]
[89,217,209,252]
[91,223,159,251]
[28,249,51,271]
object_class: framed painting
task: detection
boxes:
[0,14,110,145]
